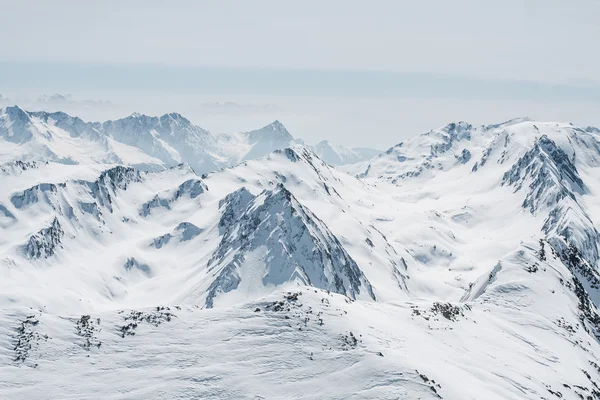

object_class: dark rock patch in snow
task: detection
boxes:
[124,257,152,276]
[23,217,63,259]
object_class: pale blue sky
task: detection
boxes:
[1,0,600,147]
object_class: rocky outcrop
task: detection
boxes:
[140,179,207,217]
[502,135,586,213]
[24,217,64,259]
[205,184,375,308]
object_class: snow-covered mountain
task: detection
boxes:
[312,139,381,166]
[0,106,379,173]
[216,120,296,164]
[4,114,600,399]
[96,112,222,173]
[216,121,381,166]
[0,106,167,168]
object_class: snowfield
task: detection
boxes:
[3,107,600,399]
[3,288,599,400]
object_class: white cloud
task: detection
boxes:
[196,102,280,115]
[35,93,112,108]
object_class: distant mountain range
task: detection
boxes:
[0,106,381,172]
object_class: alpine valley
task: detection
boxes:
[3,106,600,400]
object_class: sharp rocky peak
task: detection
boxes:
[84,166,143,213]
[502,135,586,213]
[159,112,190,124]
[205,183,375,307]
[24,217,64,260]
[1,105,31,120]
[117,112,158,125]
[0,106,39,143]
[273,146,337,180]
[265,120,286,131]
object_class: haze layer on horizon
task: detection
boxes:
[2,0,599,148]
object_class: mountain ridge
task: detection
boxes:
[4,114,600,399]
[0,105,379,172]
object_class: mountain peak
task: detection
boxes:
[267,119,285,129]
[122,112,195,129]
[2,105,30,120]
[165,112,184,119]
[239,121,295,161]
[253,120,291,138]
[159,112,191,125]
[0,105,37,144]
[502,134,586,213]
[439,121,473,137]
[206,182,375,307]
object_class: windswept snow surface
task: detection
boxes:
[3,115,600,399]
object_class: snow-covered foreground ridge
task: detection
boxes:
[4,117,600,399]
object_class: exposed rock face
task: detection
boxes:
[205,184,375,308]
[150,222,203,249]
[1,160,41,175]
[502,135,586,213]
[24,217,64,259]
[456,149,471,164]
[140,179,207,217]
[84,166,142,212]
[124,257,152,276]
[11,183,66,209]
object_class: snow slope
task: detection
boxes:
[3,115,600,399]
